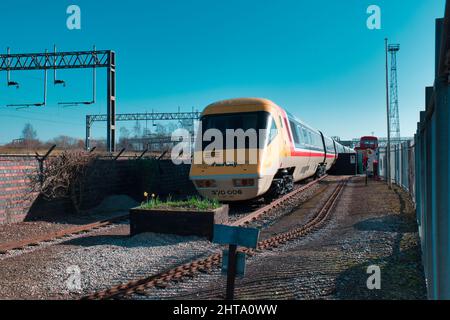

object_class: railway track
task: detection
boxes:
[230,175,328,226]
[0,176,325,256]
[0,214,129,255]
[82,176,347,300]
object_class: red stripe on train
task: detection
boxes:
[278,107,335,160]
[290,150,336,158]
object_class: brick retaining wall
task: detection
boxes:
[0,156,39,224]
[0,156,195,225]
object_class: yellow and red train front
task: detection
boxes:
[189,98,335,201]
[190,99,284,201]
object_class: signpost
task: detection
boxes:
[212,224,260,300]
[221,250,246,276]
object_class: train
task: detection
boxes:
[189,98,354,202]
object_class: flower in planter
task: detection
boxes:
[150,193,158,206]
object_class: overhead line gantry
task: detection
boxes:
[0,48,117,152]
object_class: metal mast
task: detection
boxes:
[385,39,391,188]
[388,44,401,144]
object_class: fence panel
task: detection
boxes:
[377,11,450,299]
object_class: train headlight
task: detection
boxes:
[195,180,217,188]
[233,179,255,187]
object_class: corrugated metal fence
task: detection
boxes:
[378,6,450,299]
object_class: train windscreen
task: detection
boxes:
[199,111,271,150]
[361,139,378,148]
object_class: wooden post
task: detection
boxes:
[226,244,238,300]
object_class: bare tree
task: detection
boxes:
[133,120,142,138]
[155,123,167,137]
[29,151,108,213]
[22,123,37,141]
[51,135,82,149]
[119,127,131,149]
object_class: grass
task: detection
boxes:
[140,196,221,211]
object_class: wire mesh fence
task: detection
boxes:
[378,6,450,299]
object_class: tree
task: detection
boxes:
[167,122,178,133]
[178,119,194,133]
[51,135,81,149]
[119,127,130,140]
[155,123,167,136]
[119,127,131,149]
[22,123,37,141]
[133,121,142,138]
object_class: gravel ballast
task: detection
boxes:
[135,177,427,300]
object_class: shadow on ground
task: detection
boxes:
[354,215,417,233]
[335,187,426,300]
[334,245,427,300]
[60,232,203,248]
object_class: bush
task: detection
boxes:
[29,150,109,213]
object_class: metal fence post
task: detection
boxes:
[434,79,450,299]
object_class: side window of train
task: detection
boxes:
[268,119,278,145]
[300,126,309,146]
[296,126,304,147]
[308,131,313,147]
[316,134,323,149]
[289,120,300,145]
[328,141,334,153]
[313,133,319,148]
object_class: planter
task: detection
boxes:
[129,205,229,240]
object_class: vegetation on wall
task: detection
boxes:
[29,151,110,213]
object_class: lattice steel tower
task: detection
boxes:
[388,44,401,143]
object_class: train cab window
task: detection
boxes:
[267,119,278,145]
[200,111,270,150]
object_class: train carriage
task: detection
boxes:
[189,98,345,201]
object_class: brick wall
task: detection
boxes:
[0,156,195,225]
[0,156,39,224]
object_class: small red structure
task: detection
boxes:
[355,136,379,152]
[355,136,379,178]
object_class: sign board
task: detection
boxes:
[221,250,246,276]
[350,155,356,164]
[212,224,260,249]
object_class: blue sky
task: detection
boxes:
[0,0,446,143]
